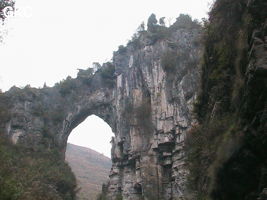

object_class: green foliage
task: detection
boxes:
[125,13,200,50]
[0,92,11,124]
[170,14,200,30]
[188,0,267,199]
[187,0,246,194]
[96,184,109,200]
[147,13,158,32]
[127,32,143,48]
[7,86,40,103]
[159,17,165,26]
[33,103,65,125]
[147,26,169,44]
[57,76,77,96]
[99,63,116,87]
[0,136,77,200]
[96,194,107,200]
[77,68,94,79]
[137,22,145,32]
[97,192,122,200]
[118,45,127,54]
[115,193,123,200]
[185,115,239,199]
[127,13,170,47]
[195,0,249,121]
[161,49,189,102]
[77,67,97,86]
[49,107,65,124]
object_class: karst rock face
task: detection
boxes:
[2,17,202,199]
[107,25,202,199]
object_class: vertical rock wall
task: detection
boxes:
[107,24,202,199]
[2,18,202,200]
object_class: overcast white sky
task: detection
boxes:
[0,0,212,157]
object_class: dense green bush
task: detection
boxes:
[0,136,77,200]
[0,92,11,124]
[185,115,239,199]
[99,63,116,87]
[115,193,123,200]
[57,76,77,96]
[170,14,201,31]
[77,68,94,79]
[194,0,249,121]
[117,45,127,54]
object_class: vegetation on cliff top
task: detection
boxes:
[118,13,201,52]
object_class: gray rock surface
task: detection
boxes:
[2,18,202,199]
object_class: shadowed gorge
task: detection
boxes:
[0,0,266,199]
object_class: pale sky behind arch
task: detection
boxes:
[0,0,212,157]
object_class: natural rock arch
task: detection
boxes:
[1,2,267,199]
[58,89,116,152]
[5,65,117,153]
[2,18,202,199]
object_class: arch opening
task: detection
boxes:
[65,114,113,199]
[67,114,114,158]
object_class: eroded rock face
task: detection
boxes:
[108,26,202,200]
[2,18,202,200]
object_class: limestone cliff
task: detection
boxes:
[0,15,202,200]
[106,16,201,199]
[0,0,266,199]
